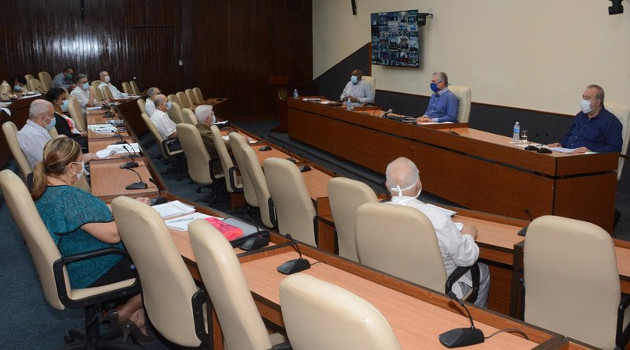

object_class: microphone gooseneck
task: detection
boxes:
[124,167,147,190]
[438,292,485,348]
[276,233,311,275]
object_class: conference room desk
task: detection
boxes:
[287,98,618,232]
[89,158,161,200]
[88,137,134,154]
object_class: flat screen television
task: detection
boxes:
[371,10,420,68]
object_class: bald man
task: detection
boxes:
[385,157,490,307]
[340,69,374,104]
[17,100,55,168]
[150,94,177,139]
[98,71,124,99]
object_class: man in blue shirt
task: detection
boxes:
[417,72,459,123]
[549,85,622,153]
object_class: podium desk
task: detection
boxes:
[287,98,618,232]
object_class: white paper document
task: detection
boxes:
[88,124,117,133]
[152,200,196,218]
[164,212,215,231]
[548,147,576,153]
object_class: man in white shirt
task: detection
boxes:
[17,100,54,168]
[150,94,177,139]
[70,74,105,113]
[144,87,161,117]
[340,69,374,104]
[385,157,490,307]
[98,71,124,99]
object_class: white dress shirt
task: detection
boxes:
[70,87,90,113]
[340,79,374,104]
[98,82,123,99]
[145,98,156,117]
[17,120,52,168]
[388,195,479,298]
[150,109,176,139]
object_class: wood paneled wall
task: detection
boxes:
[0,0,312,118]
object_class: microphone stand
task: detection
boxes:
[119,145,139,169]
[277,234,311,274]
[439,292,485,348]
[124,168,148,190]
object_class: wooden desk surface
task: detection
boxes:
[89,158,160,199]
[241,248,543,349]
[88,136,134,155]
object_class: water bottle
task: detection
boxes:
[293,89,299,99]
[346,98,353,111]
[513,122,520,142]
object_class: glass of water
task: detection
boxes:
[520,130,528,143]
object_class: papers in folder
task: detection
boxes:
[165,212,215,231]
[152,200,196,218]
[88,124,117,133]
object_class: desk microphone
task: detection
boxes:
[112,130,126,145]
[517,209,533,236]
[124,167,148,190]
[537,133,552,153]
[382,109,393,119]
[439,291,485,348]
[277,234,311,275]
[119,145,139,169]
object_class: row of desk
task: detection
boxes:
[286,98,619,232]
[83,98,609,349]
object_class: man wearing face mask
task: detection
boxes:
[150,94,177,139]
[70,74,107,114]
[144,87,161,117]
[548,84,622,153]
[98,71,124,99]
[52,66,76,90]
[194,105,223,173]
[340,69,374,104]
[417,71,459,123]
[385,157,490,308]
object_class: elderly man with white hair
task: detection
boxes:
[144,87,161,117]
[98,71,124,99]
[385,157,490,308]
[194,105,221,173]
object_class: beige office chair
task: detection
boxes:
[24,74,35,82]
[2,121,32,183]
[167,101,183,124]
[0,170,140,349]
[328,177,378,262]
[27,78,45,93]
[524,215,630,350]
[185,89,196,106]
[448,85,472,123]
[228,132,260,210]
[111,196,208,347]
[92,85,106,102]
[102,85,114,100]
[167,93,181,107]
[264,157,316,246]
[280,273,402,350]
[211,125,242,195]
[355,202,480,302]
[68,96,86,132]
[362,75,376,100]
[176,123,224,201]
[240,143,276,228]
[181,107,197,125]
[136,98,146,115]
[38,71,52,92]
[605,101,630,181]
[129,80,140,95]
[140,111,183,162]
[189,220,286,350]
[176,91,192,109]
[193,87,204,104]
[121,81,131,95]
[90,80,102,89]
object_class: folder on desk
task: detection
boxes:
[222,218,269,247]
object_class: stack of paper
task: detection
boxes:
[164,212,215,231]
[106,143,141,154]
[152,200,196,218]
[88,124,117,133]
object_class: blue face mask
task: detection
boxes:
[13,85,21,92]
[82,82,89,90]
[351,75,359,84]
[45,115,56,131]
[166,101,172,110]
[61,100,69,112]
[430,82,440,92]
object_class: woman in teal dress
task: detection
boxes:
[31,137,152,344]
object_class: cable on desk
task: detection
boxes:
[484,328,529,340]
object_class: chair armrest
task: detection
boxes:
[269,342,292,350]
[53,247,140,309]
[162,138,182,156]
[209,159,222,181]
[445,262,480,304]
[616,294,630,348]
[228,166,243,193]
[192,289,210,343]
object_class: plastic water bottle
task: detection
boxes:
[513,122,520,142]
[293,89,298,99]
[347,98,353,111]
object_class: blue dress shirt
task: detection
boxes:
[424,88,459,123]
[560,108,622,153]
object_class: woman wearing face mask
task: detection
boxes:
[69,73,107,113]
[46,88,88,150]
[10,75,31,96]
[32,137,154,345]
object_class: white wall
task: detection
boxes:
[313,0,630,114]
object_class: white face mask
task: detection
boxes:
[580,99,593,114]
[104,76,111,83]
[71,161,84,182]
[389,180,420,197]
